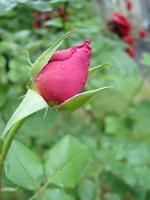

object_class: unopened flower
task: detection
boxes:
[34,40,91,105]
[108,12,132,37]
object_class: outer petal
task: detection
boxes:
[35,40,91,105]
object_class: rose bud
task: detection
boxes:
[126,0,133,10]
[108,12,132,38]
[139,28,148,40]
[123,35,136,47]
[125,48,136,58]
[34,40,91,105]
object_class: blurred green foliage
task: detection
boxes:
[1,0,150,200]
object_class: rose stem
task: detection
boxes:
[0,118,26,187]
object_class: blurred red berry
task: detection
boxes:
[125,48,136,58]
[126,0,133,10]
[123,35,136,47]
[108,12,132,37]
[139,28,148,39]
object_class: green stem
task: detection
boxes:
[0,119,26,185]
[28,168,58,200]
[28,180,50,200]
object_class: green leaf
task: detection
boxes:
[141,53,150,67]
[37,189,74,200]
[77,179,96,200]
[45,135,91,188]
[0,55,6,68]
[44,19,62,28]
[89,63,112,74]
[2,89,48,137]
[5,140,44,190]
[50,0,67,4]
[0,138,3,152]
[54,86,111,111]
[30,31,72,85]
[92,48,141,113]
[0,0,51,15]
[0,1,16,16]
[29,1,52,11]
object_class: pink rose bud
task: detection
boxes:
[34,40,91,105]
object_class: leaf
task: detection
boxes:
[0,0,16,16]
[29,31,72,85]
[0,138,3,152]
[2,89,48,137]
[8,58,29,83]
[89,63,112,74]
[91,48,142,113]
[44,19,62,28]
[54,86,111,111]
[37,189,74,200]
[5,140,44,190]
[77,179,96,200]
[50,0,67,4]
[29,1,52,11]
[0,0,51,15]
[141,53,150,67]
[45,135,91,188]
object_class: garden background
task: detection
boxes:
[1,0,150,199]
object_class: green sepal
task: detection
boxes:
[2,89,48,138]
[89,63,112,74]
[53,86,112,112]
